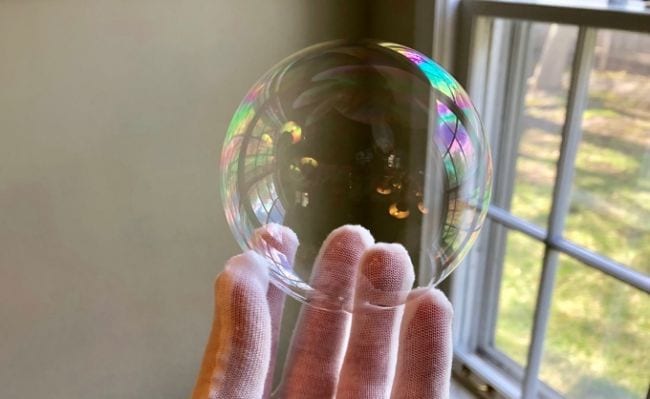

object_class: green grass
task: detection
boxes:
[494,70,650,398]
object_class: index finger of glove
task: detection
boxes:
[278,225,374,398]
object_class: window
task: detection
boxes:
[444,1,650,398]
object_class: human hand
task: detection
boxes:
[191,224,453,399]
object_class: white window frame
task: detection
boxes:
[436,1,650,398]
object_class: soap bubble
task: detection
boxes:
[220,41,491,309]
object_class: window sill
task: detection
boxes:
[452,377,479,399]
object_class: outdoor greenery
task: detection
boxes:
[494,67,650,398]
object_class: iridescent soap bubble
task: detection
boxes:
[220,40,491,310]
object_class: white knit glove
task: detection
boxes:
[192,224,453,399]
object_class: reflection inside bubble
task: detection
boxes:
[220,40,492,305]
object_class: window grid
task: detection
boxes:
[522,26,596,399]
[486,206,649,291]
[449,3,650,398]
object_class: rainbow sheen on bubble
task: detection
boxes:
[220,41,492,308]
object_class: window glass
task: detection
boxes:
[540,254,650,398]
[565,29,650,274]
[494,224,545,366]
[457,16,650,399]
[509,23,577,227]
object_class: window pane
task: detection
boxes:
[541,255,650,398]
[510,24,577,228]
[494,225,544,366]
[565,29,650,274]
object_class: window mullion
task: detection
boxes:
[478,19,533,351]
[553,238,650,291]
[487,204,650,292]
[432,0,462,71]
[521,26,597,399]
[449,14,495,352]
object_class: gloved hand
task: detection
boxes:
[192,224,453,399]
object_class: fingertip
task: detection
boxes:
[360,243,415,290]
[252,223,300,266]
[356,243,415,307]
[404,287,453,325]
[217,251,270,294]
[327,224,375,246]
[317,225,375,263]
[310,224,375,300]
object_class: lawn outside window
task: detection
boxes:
[440,1,650,398]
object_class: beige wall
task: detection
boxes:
[0,1,367,397]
